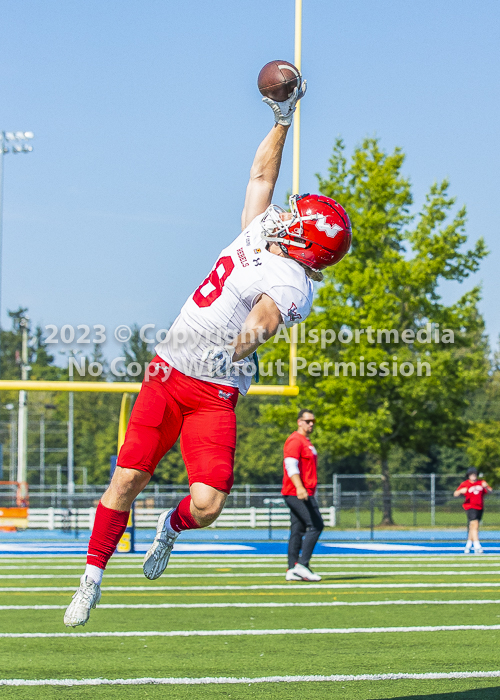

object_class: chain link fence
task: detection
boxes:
[335,491,500,529]
[5,479,498,532]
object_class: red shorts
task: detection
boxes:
[117,356,238,493]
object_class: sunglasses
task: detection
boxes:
[301,419,315,424]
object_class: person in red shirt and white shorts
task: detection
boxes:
[282,409,324,582]
[454,467,492,554]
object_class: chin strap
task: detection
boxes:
[260,195,312,250]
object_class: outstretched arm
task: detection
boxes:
[241,124,290,231]
[241,78,307,231]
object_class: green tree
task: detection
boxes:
[260,138,488,523]
[122,324,154,383]
[0,311,67,484]
[0,308,62,381]
[70,345,121,484]
[233,396,286,484]
[464,346,500,484]
[466,421,500,484]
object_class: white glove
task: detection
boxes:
[202,345,235,377]
[262,79,307,126]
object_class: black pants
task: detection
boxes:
[284,495,324,569]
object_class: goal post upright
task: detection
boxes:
[116,393,135,553]
[289,0,303,388]
[292,0,302,197]
[117,393,132,453]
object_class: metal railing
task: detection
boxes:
[6,483,337,510]
[26,506,337,532]
[4,481,499,532]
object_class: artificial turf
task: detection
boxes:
[2,680,500,700]
[1,554,499,699]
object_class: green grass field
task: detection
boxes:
[332,507,500,529]
[1,552,500,699]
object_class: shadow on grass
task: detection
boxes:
[389,687,500,699]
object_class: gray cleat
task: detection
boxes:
[64,575,101,627]
[143,508,179,580]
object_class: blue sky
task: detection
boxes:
[1,0,498,362]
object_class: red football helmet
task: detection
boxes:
[261,194,352,271]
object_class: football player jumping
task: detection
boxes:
[64,75,351,627]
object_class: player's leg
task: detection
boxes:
[188,482,227,525]
[471,511,483,553]
[283,496,323,581]
[465,510,482,553]
[283,495,306,579]
[297,496,324,569]
[469,517,479,550]
[465,509,474,553]
[65,359,182,626]
[86,467,151,582]
[142,482,228,580]
[178,384,237,528]
[144,379,238,580]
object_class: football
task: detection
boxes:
[257,60,301,102]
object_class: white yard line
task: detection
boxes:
[3,569,500,579]
[176,560,500,568]
[324,544,500,552]
[0,551,500,568]
[3,582,500,592]
[2,562,500,570]
[0,555,454,559]
[1,599,499,611]
[2,624,500,639]
[2,671,500,686]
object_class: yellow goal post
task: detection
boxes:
[0,334,299,453]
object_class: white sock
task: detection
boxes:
[466,539,472,549]
[84,564,104,585]
[473,540,481,548]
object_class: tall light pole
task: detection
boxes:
[40,403,56,490]
[0,131,34,339]
[67,350,79,500]
[68,374,74,498]
[39,414,45,488]
[5,403,15,481]
[17,317,30,500]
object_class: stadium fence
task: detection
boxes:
[3,479,500,534]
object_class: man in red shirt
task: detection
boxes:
[282,409,324,581]
[454,467,492,554]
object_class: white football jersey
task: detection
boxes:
[156,213,314,394]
